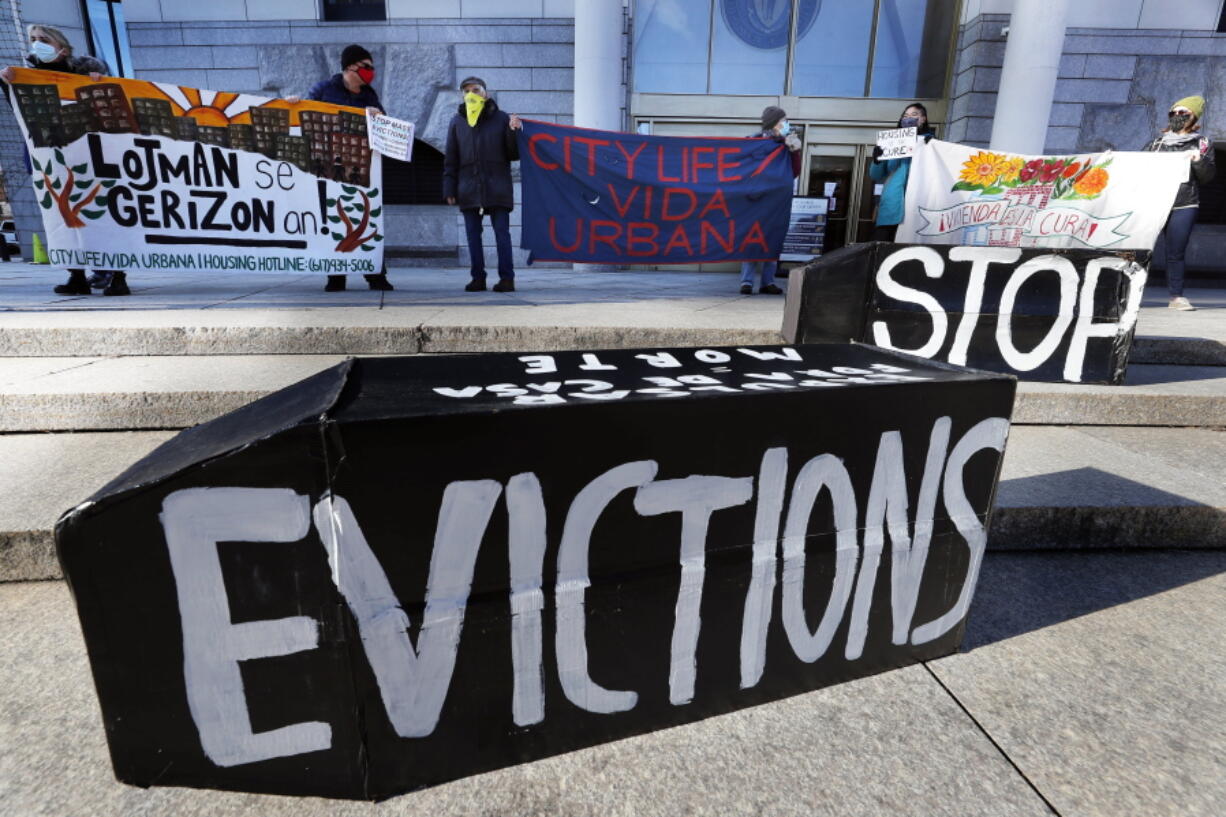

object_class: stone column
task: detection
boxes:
[573,0,623,131]
[988,0,1069,155]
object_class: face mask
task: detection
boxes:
[1169,112,1192,131]
[356,66,375,85]
[777,120,791,136]
[465,91,486,127]
[900,116,920,128]
[30,41,59,63]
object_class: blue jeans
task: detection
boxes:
[1161,207,1197,297]
[462,207,514,281]
[740,260,777,287]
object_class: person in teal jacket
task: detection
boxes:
[869,103,934,242]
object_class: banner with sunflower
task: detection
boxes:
[897,139,1190,250]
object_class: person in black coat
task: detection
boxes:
[1143,94,1216,311]
[444,76,522,292]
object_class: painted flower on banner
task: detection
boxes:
[952,152,1112,200]
[958,152,1008,188]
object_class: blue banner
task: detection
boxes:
[518,120,794,264]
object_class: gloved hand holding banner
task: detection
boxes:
[6,68,384,275]
[897,139,1189,249]
[518,120,794,264]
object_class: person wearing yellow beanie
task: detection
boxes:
[1143,95,1215,311]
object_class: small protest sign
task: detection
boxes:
[877,127,918,160]
[366,112,415,162]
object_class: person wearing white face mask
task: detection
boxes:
[0,25,108,84]
[739,106,802,295]
[1,25,120,295]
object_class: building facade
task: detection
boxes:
[3,0,1225,272]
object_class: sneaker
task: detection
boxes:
[102,271,130,296]
[464,279,487,292]
[324,275,346,292]
[759,284,783,295]
[364,272,393,291]
[492,279,515,292]
[740,284,753,295]
[87,271,112,289]
[1169,296,1195,311]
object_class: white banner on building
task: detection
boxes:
[8,67,384,275]
[897,139,1190,249]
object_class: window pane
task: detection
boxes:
[709,0,790,95]
[84,0,134,78]
[790,1,873,97]
[322,0,386,22]
[870,0,956,98]
[634,0,713,94]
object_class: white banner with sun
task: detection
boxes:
[897,139,1190,250]
[7,67,384,274]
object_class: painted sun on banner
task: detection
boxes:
[7,67,384,274]
[897,139,1190,250]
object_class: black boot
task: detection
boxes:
[492,278,515,292]
[53,268,90,295]
[364,272,393,291]
[325,275,346,292]
[464,278,487,292]
[102,270,130,296]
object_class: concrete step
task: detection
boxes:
[991,426,1226,550]
[1,356,1222,433]
[0,309,1221,365]
[3,426,1221,583]
[1,269,1222,365]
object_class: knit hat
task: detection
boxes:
[340,44,372,70]
[459,76,487,91]
[1171,95,1204,118]
[761,105,786,131]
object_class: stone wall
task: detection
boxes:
[127,16,585,268]
[948,15,1226,276]
[949,14,1226,152]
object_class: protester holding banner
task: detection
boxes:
[1144,95,1215,311]
[1,25,129,295]
[293,44,393,293]
[444,77,522,293]
[869,103,935,243]
[2,24,107,82]
[739,106,801,295]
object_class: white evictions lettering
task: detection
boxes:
[161,488,331,767]
[160,415,1009,765]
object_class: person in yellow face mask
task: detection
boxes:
[443,77,523,292]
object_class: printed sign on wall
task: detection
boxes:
[7,68,384,275]
[782,242,1150,384]
[897,139,1189,250]
[518,120,795,264]
[58,346,1014,799]
[779,196,828,262]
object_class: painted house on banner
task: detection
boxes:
[1,0,1224,278]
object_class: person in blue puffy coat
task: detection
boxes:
[869,103,934,242]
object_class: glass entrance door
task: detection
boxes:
[802,135,879,249]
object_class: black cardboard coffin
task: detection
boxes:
[781,241,1150,384]
[56,345,1016,800]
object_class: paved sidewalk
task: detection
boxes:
[2,549,1223,816]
